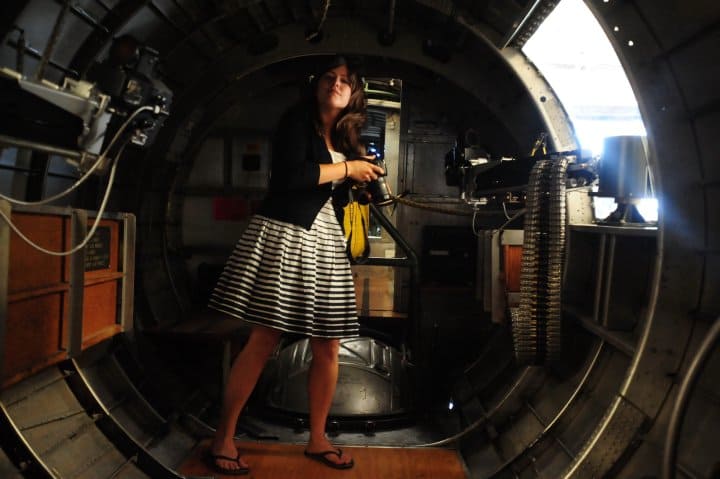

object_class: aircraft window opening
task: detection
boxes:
[523,0,657,222]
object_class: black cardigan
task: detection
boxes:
[257,102,350,230]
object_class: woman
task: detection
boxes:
[205,55,384,475]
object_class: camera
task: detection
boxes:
[365,155,391,204]
[87,35,172,149]
[367,156,390,203]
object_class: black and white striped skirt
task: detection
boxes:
[209,199,359,338]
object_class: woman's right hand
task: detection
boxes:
[347,157,385,183]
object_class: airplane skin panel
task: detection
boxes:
[0,1,718,478]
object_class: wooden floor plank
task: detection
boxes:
[179,440,467,478]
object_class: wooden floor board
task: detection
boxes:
[179,440,467,478]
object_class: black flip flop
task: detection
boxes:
[304,448,355,470]
[204,449,250,476]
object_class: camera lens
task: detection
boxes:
[368,176,391,202]
[367,158,391,202]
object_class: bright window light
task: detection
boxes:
[523,0,657,223]
[636,198,658,222]
[522,0,646,157]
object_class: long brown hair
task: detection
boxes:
[309,55,367,157]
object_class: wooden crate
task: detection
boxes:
[1,208,132,388]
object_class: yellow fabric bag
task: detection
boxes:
[342,192,370,263]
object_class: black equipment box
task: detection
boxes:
[421,225,476,286]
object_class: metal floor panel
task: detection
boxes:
[21,412,96,457]
[80,356,167,436]
[0,365,146,479]
[145,426,198,470]
[2,372,89,456]
[73,342,201,471]
[60,345,198,478]
[113,464,153,479]
[0,369,76,420]
[497,408,546,458]
[460,434,505,479]
[0,448,22,478]
[43,428,126,479]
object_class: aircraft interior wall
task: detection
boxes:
[0,1,718,478]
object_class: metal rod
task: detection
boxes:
[367,204,419,269]
[601,235,616,327]
[6,39,79,77]
[579,316,634,356]
[525,400,548,427]
[551,432,575,458]
[0,135,97,162]
[36,0,71,80]
[592,234,607,323]
[662,317,720,479]
[106,355,167,426]
[0,165,79,183]
[14,28,25,74]
[67,209,88,357]
[0,200,10,384]
[676,461,702,479]
[120,213,136,333]
[368,202,420,352]
[52,0,109,33]
[393,196,473,216]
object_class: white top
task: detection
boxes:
[329,150,347,189]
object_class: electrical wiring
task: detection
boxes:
[502,201,511,220]
[472,207,481,236]
[499,207,527,233]
[0,140,128,256]
[0,105,155,206]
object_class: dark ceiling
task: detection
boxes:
[1,0,560,83]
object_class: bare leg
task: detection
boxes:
[305,337,353,467]
[210,325,281,472]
